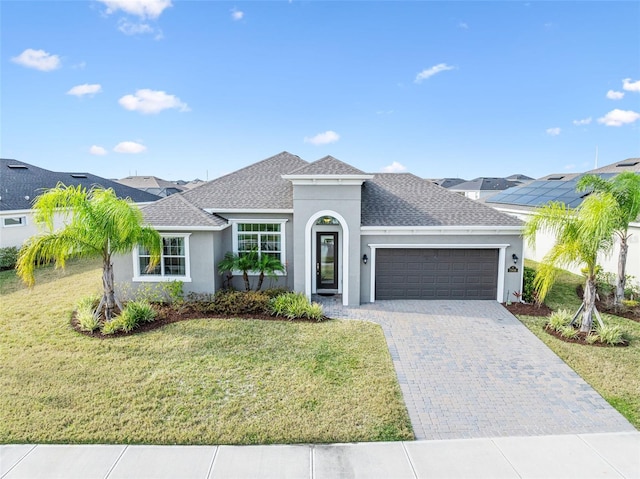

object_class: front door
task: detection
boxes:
[316,232,338,290]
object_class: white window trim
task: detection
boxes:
[229,219,288,276]
[132,233,192,282]
[2,216,27,227]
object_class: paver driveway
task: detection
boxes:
[320,299,635,440]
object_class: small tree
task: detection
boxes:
[17,184,161,320]
[577,172,640,307]
[523,193,619,332]
[217,250,285,291]
[218,251,258,291]
[255,254,286,291]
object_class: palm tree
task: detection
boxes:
[218,251,258,291]
[218,250,286,291]
[254,254,286,291]
[577,172,640,307]
[17,184,162,320]
[523,193,619,332]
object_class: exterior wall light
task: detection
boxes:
[362,254,368,265]
[512,253,519,264]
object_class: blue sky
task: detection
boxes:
[2,1,639,182]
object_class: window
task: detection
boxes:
[134,234,190,281]
[231,221,287,271]
[236,223,282,262]
[2,216,26,227]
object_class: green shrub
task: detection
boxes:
[124,300,157,323]
[101,316,127,335]
[547,309,573,331]
[76,294,101,332]
[262,287,290,299]
[101,300,157,335]
[586,334,600,345]
[622,299,639,308]
[212,290,271,315]
[522,266,536,303]
[269,292,325,321]
[186,292,217,313]
[595,324,626,345]
[559,325,579,339]
[0,246,19,270]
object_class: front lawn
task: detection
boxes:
[0,259,413,444]
[516,264,640,428]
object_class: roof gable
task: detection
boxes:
[141,192,227,228]
[288,156,366,176]
[182,151,308,210]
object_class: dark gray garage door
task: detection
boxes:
[375,248,498,300]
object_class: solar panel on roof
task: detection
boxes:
[617,161,639,167]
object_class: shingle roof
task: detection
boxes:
[586,158,640,174]
[429,178,467,188]
[288,156,366,175]
[117,176,186,190]
[450,177,521,192]
[0,158,159,211]
[141,193,227,228]
[361,173,522,227]
[181,151,308,210]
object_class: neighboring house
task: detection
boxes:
[0,159,160,249]
[485,158,640,280]
[113,152,524,305]
[429,177,467,189]
[449,177,526,200]
[116,175,186,197]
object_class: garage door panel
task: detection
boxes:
[375,248,498,300]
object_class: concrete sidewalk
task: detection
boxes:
[2,432,639,479]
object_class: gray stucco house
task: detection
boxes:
[114,152,524,306]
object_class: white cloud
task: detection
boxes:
[11,48,61,71]
[72,61,87,70]
[304,130,340,145]
[622,78,640,92]
[415,63,455,83]
[114,141,147,153]
[458,22,469,29]
[117,18,154,35]
[598,109,640,127]
[90,145,107,155]
[606,90,624,100]
[98,0,172,19]
[231,9,244,20]
[118,89,190,114]
[381,161,407,173]
[572,117,592,126]
[67,84,102,97]
[546,127,561,136]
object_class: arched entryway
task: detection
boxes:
[304,211,350,306]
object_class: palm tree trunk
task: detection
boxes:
[581,276,596,333]
[242,271,251,291]
[615,236,628,307]
[256,273,264,291]
[103,255,118,320]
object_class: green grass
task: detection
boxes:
[0,259,413,444]
[518,261,640,429]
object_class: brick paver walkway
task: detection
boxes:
[317,298,635,440]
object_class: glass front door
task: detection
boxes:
[316,232,338,290]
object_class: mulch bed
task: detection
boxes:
[544,325,629,347]
[502,301,552,317]
[71,305,331,339]
[576,285,640,323]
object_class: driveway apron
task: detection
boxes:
[320,299,635,440]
